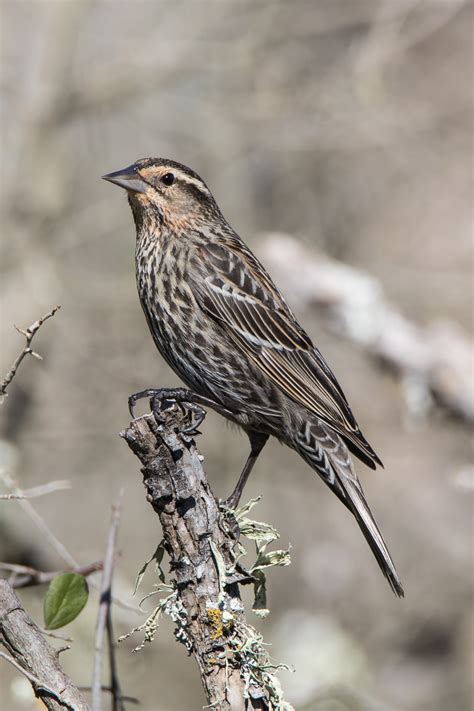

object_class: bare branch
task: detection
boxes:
[18,496,79,568]
[0,306,61,399]
[0,579,90,710]
[0,470,138,614]
[0,560,103,589]
[1,466,76,566]
[91,491,124,711]
[106,608,125,711]
[78,687,139,705]
[0,479,71,500]
[39,629,74,643]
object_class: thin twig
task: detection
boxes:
[17,496,78,567]
[78,687,139,705]
[0,469,76,565]
[106,607,125,711]
[0,469,137,613]
[0,479,71,500]
[39,629,74,643]
[91,490,124,711]
[0,560,103,589]
[0,305,61,398]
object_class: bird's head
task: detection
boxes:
[102,158,220,233]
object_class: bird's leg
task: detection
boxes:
[225,431,269,510]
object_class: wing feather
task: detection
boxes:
[194,242,381,467]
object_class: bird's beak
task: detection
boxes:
[102,165,149,194]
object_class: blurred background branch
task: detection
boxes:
[0,560,103,590]
[260,233,474,423]
[0,478,70,500]
[91,492,124,711]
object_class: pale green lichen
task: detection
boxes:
[118,583,191,652]
[206,497,294,709]
[237,627,293,709]
[121,497,294,710]
[230,495,291,618]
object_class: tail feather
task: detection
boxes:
[338,476,404,597]
[293,418,404,597]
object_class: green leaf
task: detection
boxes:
[43,573,89,629]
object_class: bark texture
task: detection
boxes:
[0,578,90,710]
[121,403,269,710]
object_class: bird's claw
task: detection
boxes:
[128,388,206,437]
[128,388,161,418]
[181,403,206,435]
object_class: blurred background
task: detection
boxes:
[1,1,472,710]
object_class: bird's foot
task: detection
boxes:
[129,387,193,418]
[223,492,240,511]
[223,479,249,511]
[128,387,206,435]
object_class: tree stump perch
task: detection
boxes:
[121,402,283,710]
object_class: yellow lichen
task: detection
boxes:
[207,607,224,639]
[206,606,234,640]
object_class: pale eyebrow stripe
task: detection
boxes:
[140,166,211,196]
[177,173,211,195]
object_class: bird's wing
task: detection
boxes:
[193,240,381,468]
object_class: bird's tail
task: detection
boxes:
[293,419,404,597]
[338,474,404,597]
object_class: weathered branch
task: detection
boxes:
[121,404,284,711]
[0,579,90,710]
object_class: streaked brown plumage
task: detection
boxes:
[103,157,404,597]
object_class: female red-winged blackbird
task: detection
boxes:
[103,158,404,597]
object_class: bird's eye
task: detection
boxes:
[161,173,175,186]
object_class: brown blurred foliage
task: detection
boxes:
[0,1,472,710]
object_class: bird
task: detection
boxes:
[102,157,404,597]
